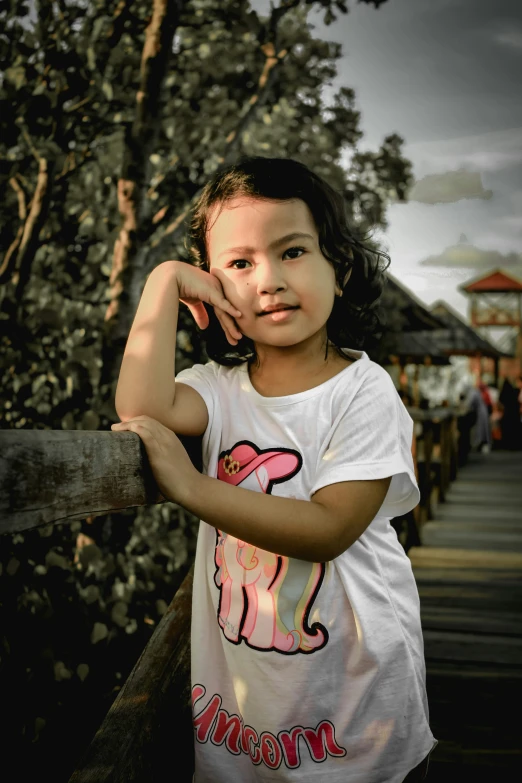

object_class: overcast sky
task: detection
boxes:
[254,0,522,319]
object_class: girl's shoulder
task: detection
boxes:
[175,359,222,388]
[338,350,392,383]
[348,357,404,409]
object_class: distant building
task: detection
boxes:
[459,267,522,381]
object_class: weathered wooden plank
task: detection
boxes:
[0,430,202,534]
[69,564,194,783]
[452,467,522,482]
[431,506,522,524]
[443,487,522,505]
[0,430,162,534]
[428,707,522,747]
[425,525,522,543]
[420,524,522,551]
[422,629,522,665]
[417,584,522,613]
[446,480,522,493]
[420,606,522,636]
[426,666,522,775]
[409,546,522,569]
[414,566,522,583]
[426,661,522,680]
[428,741,522,774]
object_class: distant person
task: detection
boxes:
[457,385,475,464]
[517,376,522,422]
[499,377,522,450]
[478,381,493,416]
[463,383,492,453]
[487,383,503,448]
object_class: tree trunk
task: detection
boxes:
[98,0,186,421]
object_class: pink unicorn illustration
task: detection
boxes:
[213,441,328,654]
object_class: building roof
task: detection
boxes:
[393,330,451,364]
[430,301,509,357]
[383,273,447,331]
[459,268,522,293]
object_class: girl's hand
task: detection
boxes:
[111,416,199,505]
[171,260,243,346]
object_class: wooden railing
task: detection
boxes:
[391,405,468,552]
[410,407,458,524]
[0,405,469,781]
[0,428,199,782]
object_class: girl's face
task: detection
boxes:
[207,197,341,352]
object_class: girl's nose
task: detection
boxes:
[255,260,287,295]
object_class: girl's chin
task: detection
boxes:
[250,337,310,350]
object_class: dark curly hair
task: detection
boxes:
[184,155,390,366]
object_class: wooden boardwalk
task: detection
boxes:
[408,449,522,780]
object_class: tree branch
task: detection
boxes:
[0,178,27,284]
[105,0,185,333]
[148,0,300,260]
[0,154,53,302]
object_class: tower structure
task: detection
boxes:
[459,268,522,377]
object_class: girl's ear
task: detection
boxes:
[336,267,352,296]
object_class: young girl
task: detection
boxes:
[112,157,437,782]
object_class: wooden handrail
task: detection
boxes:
[407,406,456,422]
[404,405,469,531]
[0,430,161,534]
[0,430,202,535]
[385,405,468,550]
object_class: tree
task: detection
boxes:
[0,1,411,778]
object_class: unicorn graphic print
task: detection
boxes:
[213,441,328,655]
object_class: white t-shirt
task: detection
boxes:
[176,348,437,782]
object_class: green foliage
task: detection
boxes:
[0,0,411,777]
[0,503,198,779]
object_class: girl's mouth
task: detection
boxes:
[261,307,299,322]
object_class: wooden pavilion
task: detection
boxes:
[429,300,508,386]
[459,267,522,378]
[383,273,447,333]
[381,275,450,402]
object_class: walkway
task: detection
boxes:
[408,449,522,780]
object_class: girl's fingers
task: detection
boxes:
[181,295,240,332]
[208,269,242,318]
[218,317,238,345]
[221,311,242,340]
[215,307,242,345]
[213,296,242,320]
[186,301,210,330]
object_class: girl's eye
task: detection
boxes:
[283,246,305,259]
[229,247,305,268]
[229,259,251,269]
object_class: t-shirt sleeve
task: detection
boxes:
[175,361,216,426]
[310,366,420,518]
[175,361,221,474]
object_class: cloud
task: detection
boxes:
[393,270,470,319]
[494,29,522,49]
[407,168,493,204]
[419,239,522,269]
[405,127,522,177]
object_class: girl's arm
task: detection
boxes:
[115,262,181,422]
[111,412,392,561]
[114,261,241,436]
[178,472,392,562]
